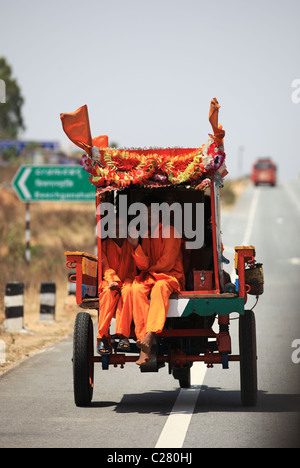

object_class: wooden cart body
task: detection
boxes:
[61,99,263,406]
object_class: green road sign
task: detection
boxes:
[12,165,96,202]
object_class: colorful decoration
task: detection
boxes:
[79,139,226,193]
[61,98,228,193]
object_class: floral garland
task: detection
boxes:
[80,138,226,191]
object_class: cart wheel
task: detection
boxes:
[173,366,191,389]
[239,310,257,406]
[73,312,94,407]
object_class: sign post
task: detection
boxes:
[12,165,95,202]
[12,165,95,263]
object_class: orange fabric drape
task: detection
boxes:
[102,239,136,284]
[60,105,109,154]
[98,239,136,339]
[133,224,185,292]
[132,277,173,340]
[92,135,109,148]
[60,105,93,155]
[98,283,133,339]
[209,97,225,148]
[132,223,185,340]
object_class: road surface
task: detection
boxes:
[0,180,299,448]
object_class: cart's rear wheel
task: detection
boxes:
[73,312,94,407]
[173,366,191,389]
[239,309,257,406]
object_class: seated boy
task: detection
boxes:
[128,203,185,366]
[97,219,136,355]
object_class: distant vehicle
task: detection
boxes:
[251,158,277,186]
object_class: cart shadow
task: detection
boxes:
[111,386,300,415]
[89,401,120,408]
[194,386,300,413]
[114,389,181,416]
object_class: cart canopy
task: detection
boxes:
[60,98,227,194]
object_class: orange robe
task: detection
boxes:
[98,239,136,340]
[132,223,185,341]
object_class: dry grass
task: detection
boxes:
[0,165,97,375]
[220,177,250,211]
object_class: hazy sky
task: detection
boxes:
[1,0,299,179]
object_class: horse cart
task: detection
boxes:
[61,99,264,407]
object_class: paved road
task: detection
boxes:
[0,180,299,448]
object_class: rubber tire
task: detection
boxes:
[180,374,191,389]
[239,310,258,407]
[73,312,94,407]
[173,366,191,389]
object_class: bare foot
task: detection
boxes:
[136,332,155,354]
[136,350,152,366]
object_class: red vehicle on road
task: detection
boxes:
[251,158,277,186]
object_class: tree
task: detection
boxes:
[0,57,25,139]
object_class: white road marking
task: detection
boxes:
[283,181,300,214]
[155,363,207,448]
[230,187,260,280]
[155,186,261,448]
[223,246,235,254]
[242,187,261,246]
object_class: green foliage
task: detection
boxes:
[0,57,25,139]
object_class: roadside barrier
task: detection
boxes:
[4,282,25,332]
[40,282,56,321]
[68,272,76,295]
[0,340,6,363]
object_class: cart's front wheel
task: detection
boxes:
[73,312,94,407]
[239,309,257,407]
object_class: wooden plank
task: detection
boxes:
[82,257,98,277]
[169,293,236,299]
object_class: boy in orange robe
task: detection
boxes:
[97,235,136,355]
[128,209,185,366]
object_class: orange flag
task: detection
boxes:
[60,105,93,155]
[92,135,109,148]
[209,97,225,147]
